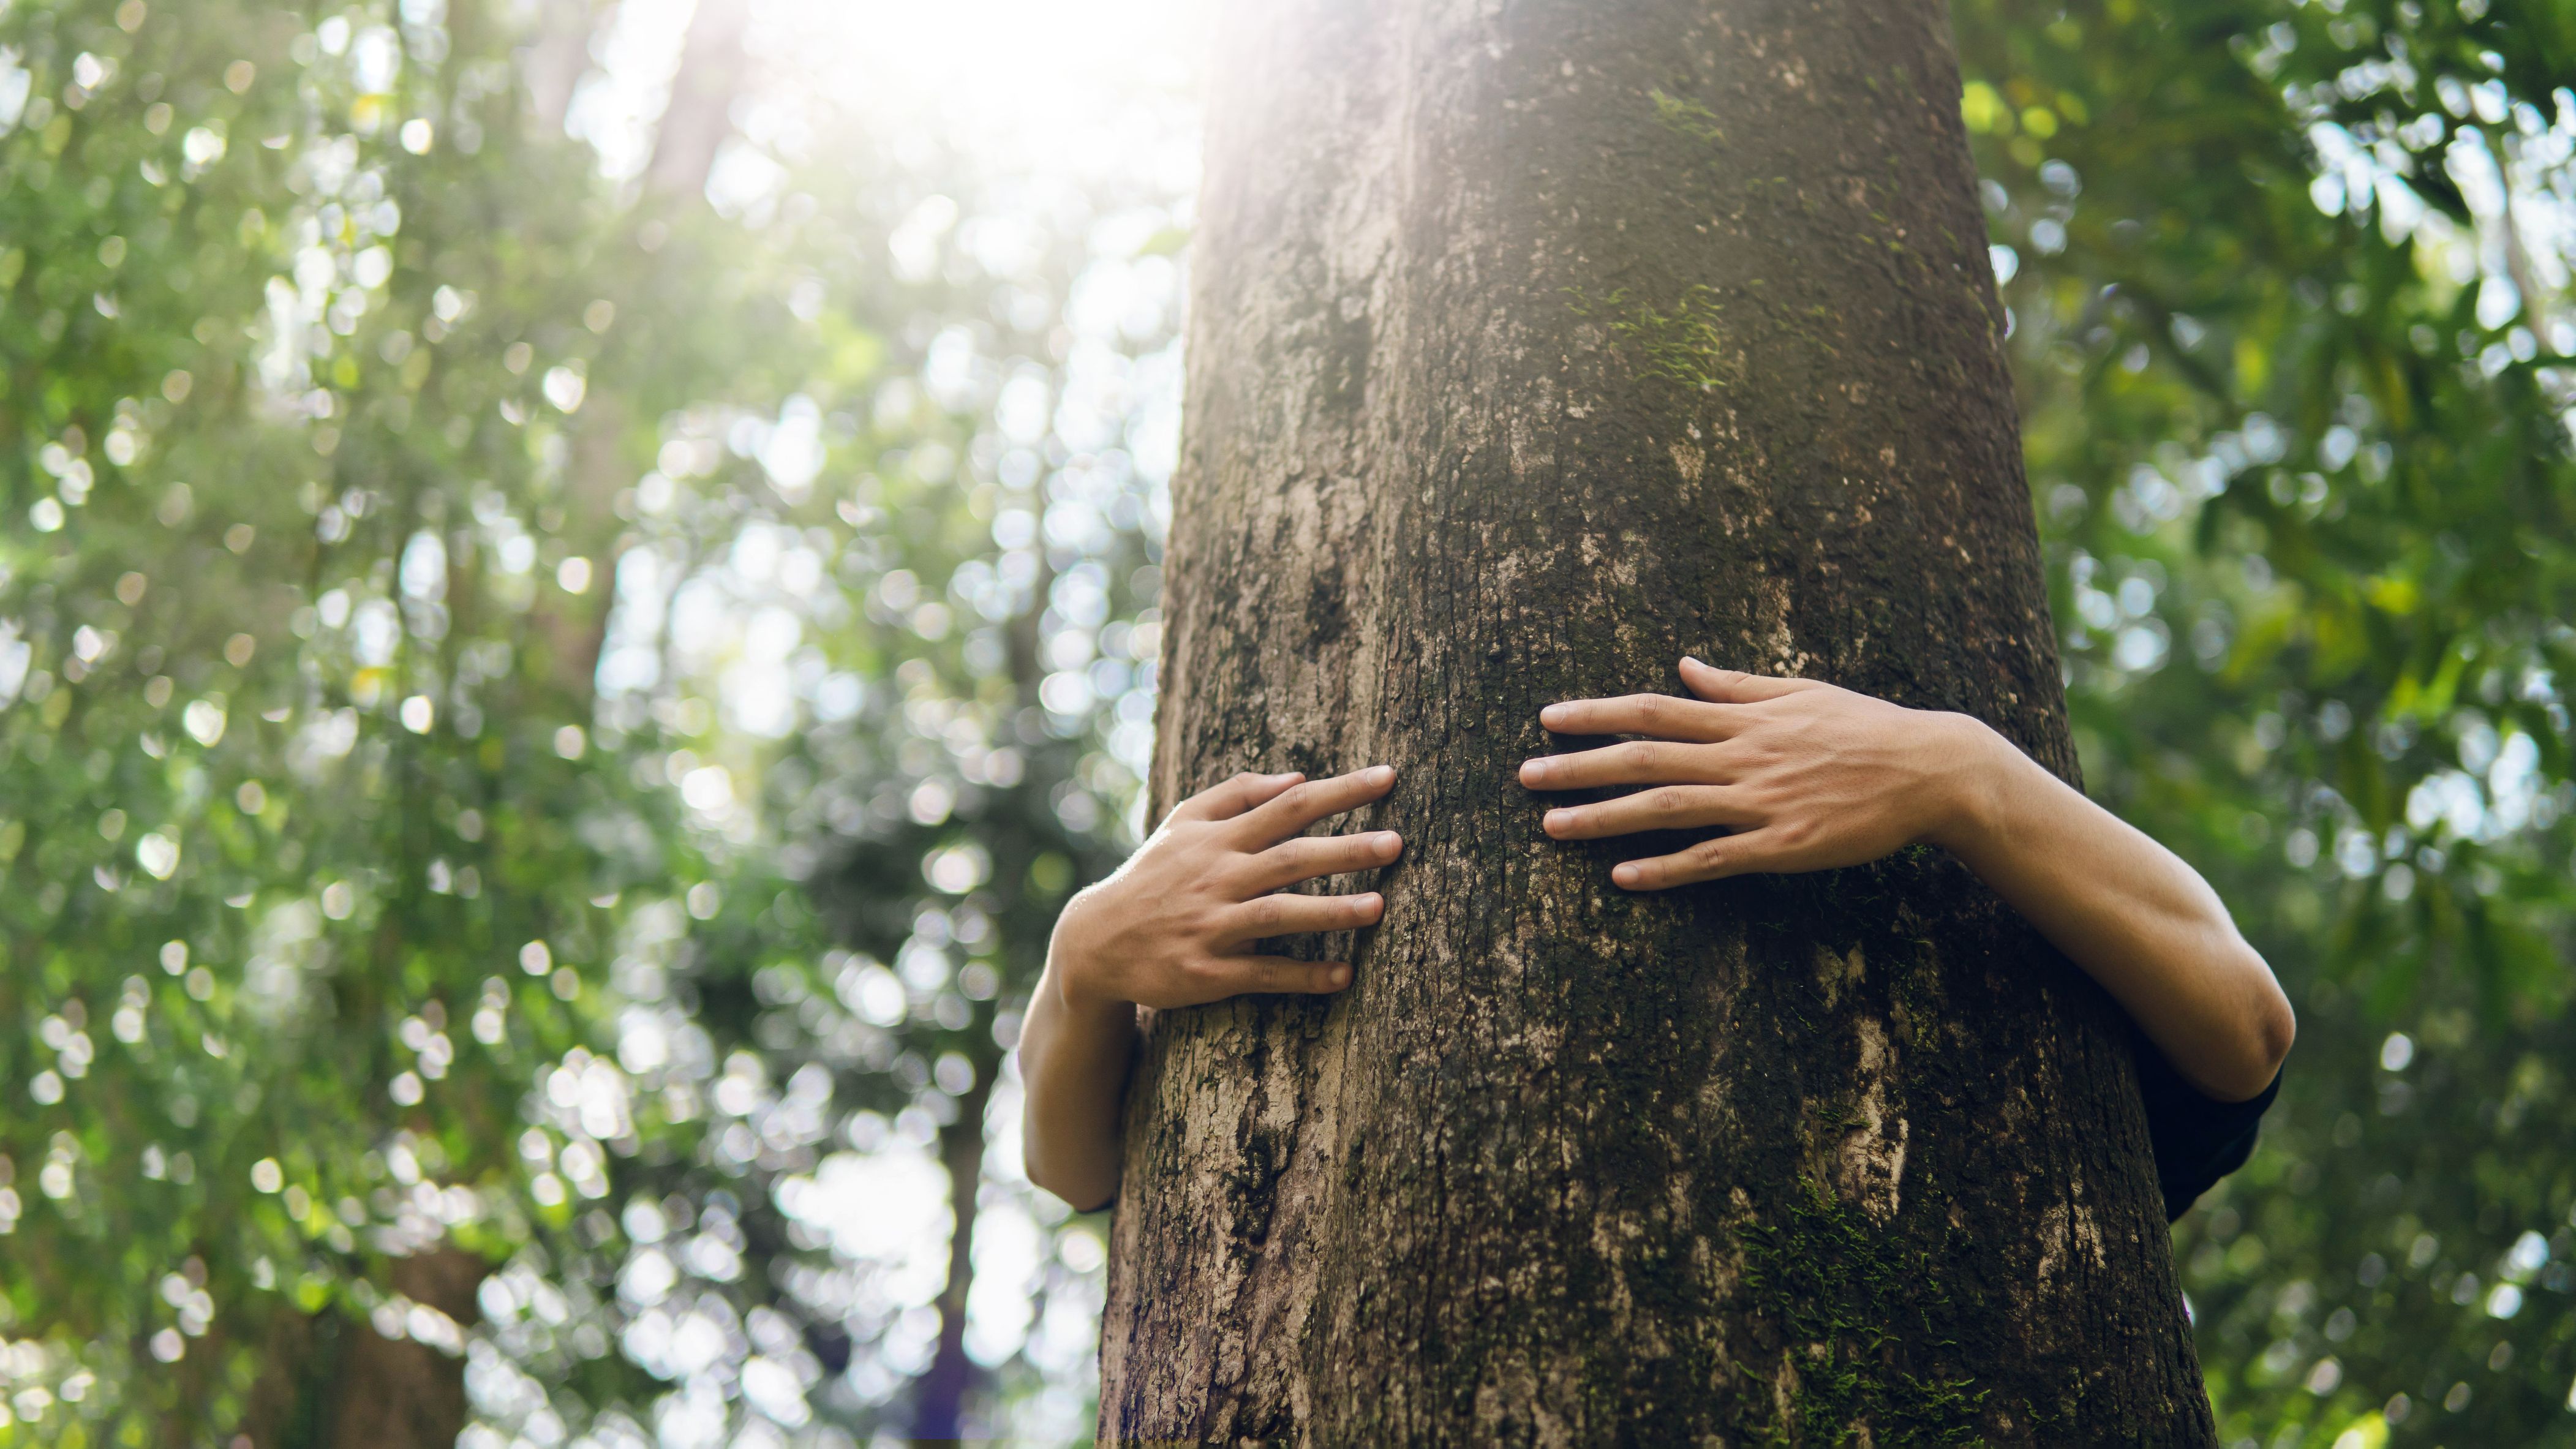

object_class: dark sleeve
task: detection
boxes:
[2133,1022,2280,1222]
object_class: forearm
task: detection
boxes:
[1016,939,1139,1211]
[1931,718,2294,1101]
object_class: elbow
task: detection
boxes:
[2208,978,2295,1102]
[1022,1136,1117,1215]
[2254,984,2296,1083]
[1030,1164,1115,1215]
[1021,1132,1069,1208]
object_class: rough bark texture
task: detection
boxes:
[1102,0,2215,1442]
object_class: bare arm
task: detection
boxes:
[1934,723,2292,1101]
[1018,767,1403,1210]
[1520,658,2292,1101]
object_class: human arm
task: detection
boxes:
[1518,657,2293,1102]
[1017,766,1404,1210]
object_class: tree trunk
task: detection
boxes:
[231,1251,488,1449]
[326,1252,491,1449]
[910,1072,997,1443]
[237,1,754,1440]
[1105,0,2213,1442]
[642,0,751,204]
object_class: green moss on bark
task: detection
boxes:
[1567,284,1737,393]
[1738,1178,1987,1447]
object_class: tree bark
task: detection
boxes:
[1105,0,2213,1442]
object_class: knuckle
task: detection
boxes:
[1249,896,1285,929]
[1648,786,1693,818]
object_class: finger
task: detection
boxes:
[1193,955,1354,999]
[1215,890,1387,946]
[1245,830,1404,890]
[1541,785,1757,840]
[1233,764,1397,846]
[1610,830,1783,890]
[1678,656,1825,702]
[1169,770,1303,824]
[1519,739,1723,791]
[1537,692,1739,742]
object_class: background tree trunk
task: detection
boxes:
[234,4,755,1442]
[324,1253,491,1449]
[1107,0,2215,1442]
[910,1073,998,1444]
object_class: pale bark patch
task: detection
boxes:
[1833,1015,1911,1222]
[2034,1197,2111,1293]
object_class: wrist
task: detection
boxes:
[1922,712,2015,857]
[1045,889,1125,1020]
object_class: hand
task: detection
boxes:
[1518,657,1992,890]
[1050,766,1403,1012]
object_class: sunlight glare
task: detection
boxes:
[759,0,1209,176]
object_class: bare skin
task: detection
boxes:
[1524,656,2294,1101]
[1019,767,1402,1211]
[1019,658,2294,1210]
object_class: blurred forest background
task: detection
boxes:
[0,0,2571,1444]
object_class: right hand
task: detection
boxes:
[1049,766,1403,1012]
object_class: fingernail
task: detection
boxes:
[1366,764,1395,785]
[1611,863,1641,887]
[1544,809,1570,833]
[1681,655,1705,669]
[1358,892,1384,911]
[1329,965,1352,987]
[1374,831,1402,856]
[1519,758,1546,783]
[1539,704,1564,723]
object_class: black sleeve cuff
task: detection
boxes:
[2133,1025,2281,1222]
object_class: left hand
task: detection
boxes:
[1518,656,1987,889]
